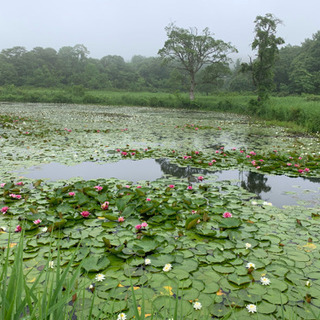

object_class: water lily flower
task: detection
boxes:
[263,201,272,206]
[15,225,22,232]
[135,224,142,230]
[246,262,255,269]
[1,206,9,214]
[116,149,121,152]
[298,156,302,160]
[245,243,252,249]
[246,304,257,313]
[10,194,22,199]
[145,258,151,265]
[95,273,105,282]
[0,183,5,187]
[163,263,172,272]
[223,212,232,218]
[0,226,7,232]
[48,261,54,268]
[118,216,125,222]
[169,184,175,188]
[260,277,271,285]
[251,201,258,205]
[146,198,151,201]
[240,150,244,153]
[125,185,131,188]
[131,152,135,156]
[80,211,90,218]
[287,163,292,166]
[94,185,103,191]
[68,192,75,196]
[33,219,42,225]
[121,151,127,156]
[208,162,213,166]
[101,201,109,210]
[306,280,312,287]
[42,227,48,232]
[117,313,127,320]
[198,176,204,181]
[16,181,24,186]
[187,186,193,190]
[193,301,202,310]
[141,222,148,228]
[304,168,310,172]
[195,151,199,155]
[136,185,142,188]
[249,151,256,155]
[246,155,251,158]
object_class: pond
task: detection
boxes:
[17,158,320,208]
[2,102,320,319]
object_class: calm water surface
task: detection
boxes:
[17,159,320,208]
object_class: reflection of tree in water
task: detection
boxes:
[156,158,209,180]
[240,171,271,197]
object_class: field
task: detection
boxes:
[1,102,320,319]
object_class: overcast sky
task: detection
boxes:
[1,0,319,62]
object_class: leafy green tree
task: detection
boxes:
[250,13,284,101]
[158,23,236,100]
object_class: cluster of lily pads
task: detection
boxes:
[1,175,320,319]
[1,102,320,319]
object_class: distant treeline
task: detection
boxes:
[0,30,320,95]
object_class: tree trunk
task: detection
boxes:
[189,75,195,101]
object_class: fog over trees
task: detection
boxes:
[0,22,320,96]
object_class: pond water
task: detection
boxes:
[17,159,320,208]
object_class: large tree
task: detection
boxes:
[250,13,284,101]
[158,23,236,100]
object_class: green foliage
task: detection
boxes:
[158,23,236,100]
[250,13,285,102]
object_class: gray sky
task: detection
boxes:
[1,0,319,62]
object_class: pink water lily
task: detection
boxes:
[33,219,42,225]
[198,176,204,181]
[68,192,75,196]
[15,225,22,232]
[9,194,22,199]
[16,181,24,186]
[223,212,232,218]
[141,222,148,228]
[101,201,109,210]
[0,183,5,187]
[135,224,142,230]
[187,186,193,190]
[118,216,125,222]
[94,186,103,191]
[1,206,9,214]
[146,198,151,201]
[169,184,175,189]
[80,211,90,218]
[304,168,310,172]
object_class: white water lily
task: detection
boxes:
[260,276,271,285]
[245,243,252,249]
[145,258,151,265]
[117,313,127,320]
[163,263,172,272]
[246,262,255,269]
[193,301,202,310]
[48,261,54,268]
[95,273,105,282]
[246,304,257,313]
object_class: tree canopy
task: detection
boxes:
[158,23,236,100]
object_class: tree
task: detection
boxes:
[250,13,284,101]
[158,23,236,100]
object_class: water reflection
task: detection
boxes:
[17,159,320,208]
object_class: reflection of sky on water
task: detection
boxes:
[17,159,320,208]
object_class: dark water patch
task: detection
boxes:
[16,159,320,208]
